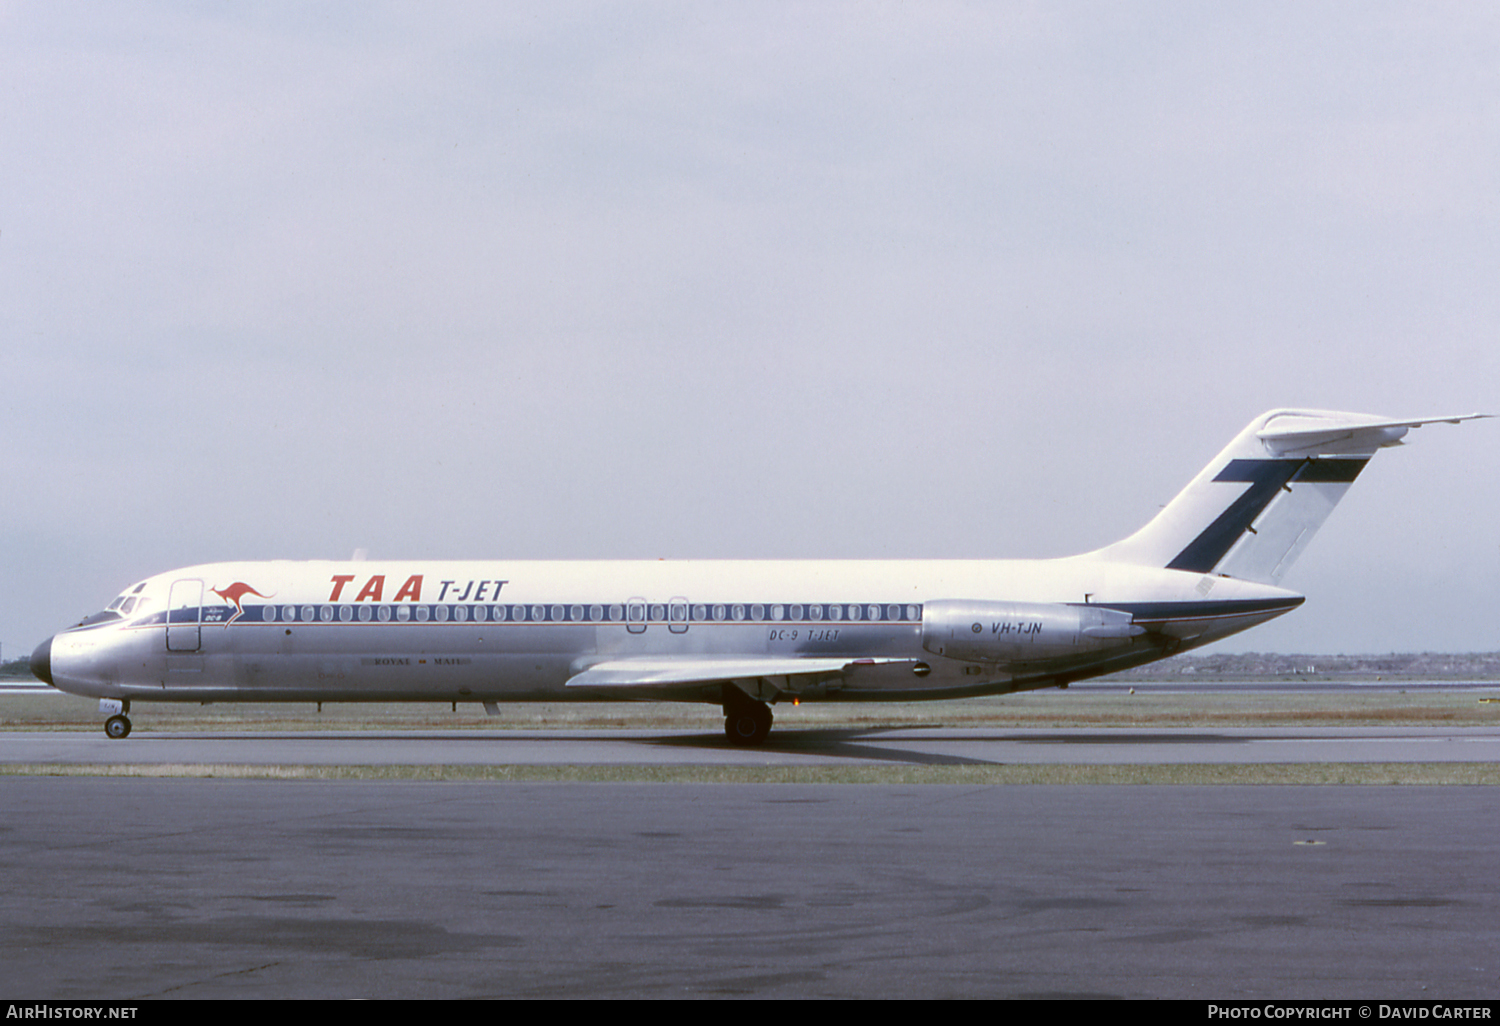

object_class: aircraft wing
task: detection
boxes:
[565,656,917,690]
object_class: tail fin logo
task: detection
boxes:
[1164,458,1366,575]
[212,582,273,625]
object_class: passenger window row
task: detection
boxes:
[244,602,925,625]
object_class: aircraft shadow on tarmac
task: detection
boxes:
[647,726,1252,766]
[651,726,998,766]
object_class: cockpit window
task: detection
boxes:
[74,590,152,628]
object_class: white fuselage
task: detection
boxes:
[42,556,1301,706]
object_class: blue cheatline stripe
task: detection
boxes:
[94,602,923,633]
[1165,458,1367,574]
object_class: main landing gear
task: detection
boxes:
[722,688,773,745]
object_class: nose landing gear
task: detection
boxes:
[100,698,132,740]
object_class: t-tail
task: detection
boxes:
[1090,409,1488,585]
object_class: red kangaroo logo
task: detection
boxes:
[212,582,272,624]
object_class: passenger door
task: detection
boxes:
[166,579,203,652]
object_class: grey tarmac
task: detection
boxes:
[0,778,1496,1000]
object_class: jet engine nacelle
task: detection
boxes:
[921,600,1144,664]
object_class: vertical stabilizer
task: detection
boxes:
[1089,409,1484,585]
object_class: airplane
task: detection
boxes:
[29,408,1486,743]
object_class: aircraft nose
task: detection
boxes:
[30,637,53,686]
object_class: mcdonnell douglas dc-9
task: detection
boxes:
[30,409,1485,742]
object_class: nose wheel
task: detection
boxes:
[98,698,132,739]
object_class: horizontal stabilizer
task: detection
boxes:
[1256,412,1489,457]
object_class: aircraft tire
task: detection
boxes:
[104,714,132,740]
[724,706,772,745]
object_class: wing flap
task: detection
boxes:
[565,656,913,690]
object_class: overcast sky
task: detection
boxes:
[3,2,1496,658]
